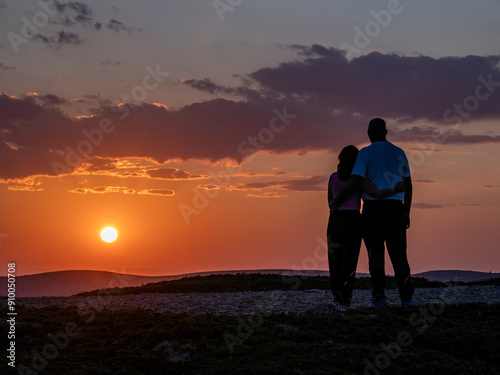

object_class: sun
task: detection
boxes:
[100,227,118,243]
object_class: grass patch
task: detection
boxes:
[3,303,499,374]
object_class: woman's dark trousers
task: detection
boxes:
[327,210,362,306]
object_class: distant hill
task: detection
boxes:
[0,269,498,298]
[416,270,500,283]
[0,269,334,298]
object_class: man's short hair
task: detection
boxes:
[368,118,387,133]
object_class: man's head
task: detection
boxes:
[368,118,388,143]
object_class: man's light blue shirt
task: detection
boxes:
[351,141,410,201]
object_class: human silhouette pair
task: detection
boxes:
[327,118,413,309]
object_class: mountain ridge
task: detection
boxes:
[1,269,498,298]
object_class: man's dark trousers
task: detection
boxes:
[362,200,414,302]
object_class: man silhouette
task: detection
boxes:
[351,118,414,306]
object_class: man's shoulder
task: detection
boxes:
[389,142,408,157]
[359,142,387,153]
[358,142,408,161]
[387,141,404,150]
[374,141,406,153]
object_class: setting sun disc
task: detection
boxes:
[101,227,118,243]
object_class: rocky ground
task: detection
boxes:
[10,285,500,315]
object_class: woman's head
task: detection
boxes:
[337,145,359,180]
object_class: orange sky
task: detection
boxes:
[1,143,499,276]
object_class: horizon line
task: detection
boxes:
[1,268,498,278]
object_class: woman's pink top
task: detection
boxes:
[329,172,361,211]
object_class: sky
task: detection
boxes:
[0,0,499,276]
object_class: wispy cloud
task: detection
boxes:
[408,149,498,156]
[3,176,44,192]
[0,63,14,70]
[52,0,93,26]
[68,183,175,197]
[395,128,500,144]
[146,168,208,180]
[69,186,135,194]
[182,78,259,99]
[101,60,121,67]
[197,184,222,191]
[34,31,85,48]
[413,203,445,209]
[414,179,435,184]
[137,189,175,197]
[7,185,44,192]
[246,192,288,198]
[106,19,141,34]
[230,175,327,192]
[72,159,207,181]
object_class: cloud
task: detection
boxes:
[230,175,327,192]
[277,176,327,192]
[146,168,207,180]
[7,185,43,192]
[0,63,14,70]
[182,78,260,99]
[47,1,106,29]
[27,92,66,106]
[106,19,141,34]
[2,47,500,180]
[72,158,206,180]
[101,60,121,67]
[414,179,435,184]
[68,184,174,196]
[197,184,222,191]
[413,203,445,209]
[407,148,498,156]
[0,84,490,182]
[290,44,343,58]
[69,186,135,194]
[183,78,225,94]
[4,177,44,192]
[137,189,175,197]
[394,127,500,144]
[34,31,85,48]
[248,45,500,122]
[80,94,102,103]
[0,92,91,180]
[78,157,118,172]
[52,0,93,26]
[1,92,347,180]
[482,185,500,189]
[246,192,288,198]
